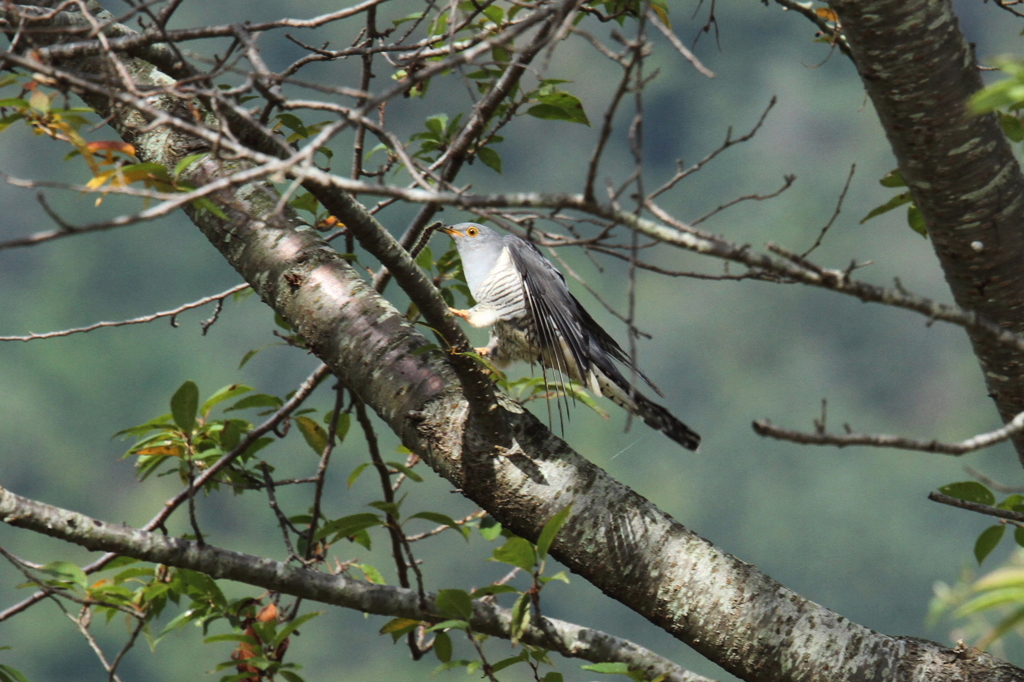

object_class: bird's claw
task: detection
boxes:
[449,307,470,320]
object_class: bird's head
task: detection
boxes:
[440,222,503,256]
[439,222,505,294]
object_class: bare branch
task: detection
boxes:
[801,164,856,257]
[0,283,249,341]
[928,492,1024,523]
[753,409,1024,456]
[646,7,713,78]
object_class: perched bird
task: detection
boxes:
[440,222,700,450]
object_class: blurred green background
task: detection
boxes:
[2,1,1022,680]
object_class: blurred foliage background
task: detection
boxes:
[2,1,1024,680]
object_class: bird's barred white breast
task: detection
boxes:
[475,247,527,320]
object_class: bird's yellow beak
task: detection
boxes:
[439,226,461,237]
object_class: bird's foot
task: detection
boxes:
[449,307,471,320]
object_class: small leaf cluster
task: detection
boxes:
[860,168,925,238]
[117,381,273,488]
[377,506,591,682]
[937,481,1024,565]
[208,602,319,682]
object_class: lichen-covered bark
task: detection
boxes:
[831,0,1024,462]
[3,3,1024,681]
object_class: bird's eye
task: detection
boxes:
[466,227,479,237]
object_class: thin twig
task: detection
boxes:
[928,492,1024,523]
[262,462,299,559]
[753,409,1024,456]
[0,283,249,341]
[646,7,713,78]
[305,385,347,563]
[801,164,855,257]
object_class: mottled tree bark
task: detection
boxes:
[832,0,1024,461]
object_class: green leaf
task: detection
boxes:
[424,114,448,138]
[1001,112,1024,142]
[37,561,87,590]
[536,504,572,560]
[480,518,503,541]
[200,384,253,417]
[0,664,31,682]
[425,619,468,632]
[543,672,564,682]
[906,204,927,237]
[509,592,531,644]
[279,671,306,682]
[380,617,420,641]
[408,511,467,538]
[171,381,199,433]
[315,513,383,542]
[348,462,371,488]
[859,191,911,224]
[650,0,670,27]
[878,168,905,187]
[975,525,1005,565]
[476,146,502,173]
[471,584,520,598]
[239,349,260,368]
[227,393,284,411]
[435,589,473,620]
[367,499,403,519]
[386,461,424,482]
[273,611,322,648]
[28,90,49,113]
[981,604,1024,646]
[220,419,243,451]
[295,416,330,455]
[940,481,996,506]
[970,63,1024,113]
[190,196,228,219]
[276,113,309,138]
[411,344,440,357]
[482,5,504,24]
[290,192,319,215]
[204,632,259,644]
[355,563,386,584]
[491,536,536,571]
[173,152,207,179]
[433,630,453,662]
[393,11,426,26]
[527,92,590,126]
[1016,526,1024,549]
[415,246,434,273]
[956,586,1024,617]
[540,570,570,585]
[999,494,1024,511]
[491,652,528,673]
[431,660,473,675]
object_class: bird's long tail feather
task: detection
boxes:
[596,373,701,451]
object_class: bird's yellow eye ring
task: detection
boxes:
[466,226,479,237]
